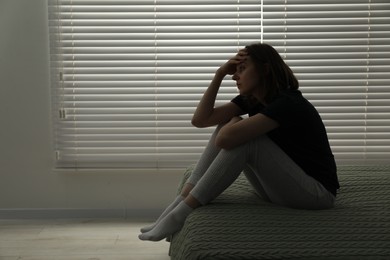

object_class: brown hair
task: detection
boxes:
[245,43,299,103]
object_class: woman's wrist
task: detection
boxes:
[215,69,227,79]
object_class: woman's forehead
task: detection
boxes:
[242,56,255,66]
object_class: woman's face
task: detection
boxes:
[232,56,262,98]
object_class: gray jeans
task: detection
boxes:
[187,125,335,210]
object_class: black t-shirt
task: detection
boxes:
[231,90,340,196]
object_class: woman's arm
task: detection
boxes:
[215,114,279,150]
[191,50,247,128]
[191,72,242,128]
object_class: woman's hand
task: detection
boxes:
[191,50,247,128]
[217,49,248,77]
[217,116,243,140]
[215,114,279,150]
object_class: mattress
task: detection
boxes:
[169,165,390,260]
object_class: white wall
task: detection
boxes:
[0,0,182,218]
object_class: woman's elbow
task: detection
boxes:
[191,118,205,128]
[191,117,211,128]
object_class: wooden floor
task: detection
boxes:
[0,219,171,260]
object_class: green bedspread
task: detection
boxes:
[169,165,390,260]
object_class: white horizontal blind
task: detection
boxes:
[48,0,262,168]
[263,0,390,164]
[48,0,390,169]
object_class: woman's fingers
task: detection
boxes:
[237,48,248,59]
[232,49,248,63]
[218,49,248,75]
[238,48,248,56]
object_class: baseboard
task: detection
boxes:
[0,208,162,220]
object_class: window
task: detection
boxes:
[263,0,390,164]
[48,0,390,169]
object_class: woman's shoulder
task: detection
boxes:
[268,89,304,106]
[279,89,303,99]
[265,89,318,116]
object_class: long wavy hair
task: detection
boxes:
[245,43,299,103]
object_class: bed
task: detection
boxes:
[169,165,390,260]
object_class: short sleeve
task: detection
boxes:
[231,95,247,112]
[231,95,264,117]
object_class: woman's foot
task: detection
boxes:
[140,195,184,233]
[138,201,193,241]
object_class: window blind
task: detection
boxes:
[48,0,390,169]
[263,0,390,164]
[48,0,262,168]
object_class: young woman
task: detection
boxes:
[139,43,340,242]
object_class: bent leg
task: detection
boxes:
[186,125,223,185]
[139,144,248,241]
[140,125,221,234]
[189,144,248,205]
[247,135,335,210]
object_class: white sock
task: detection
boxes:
[140,195,184,233]
[138,201,193,241]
